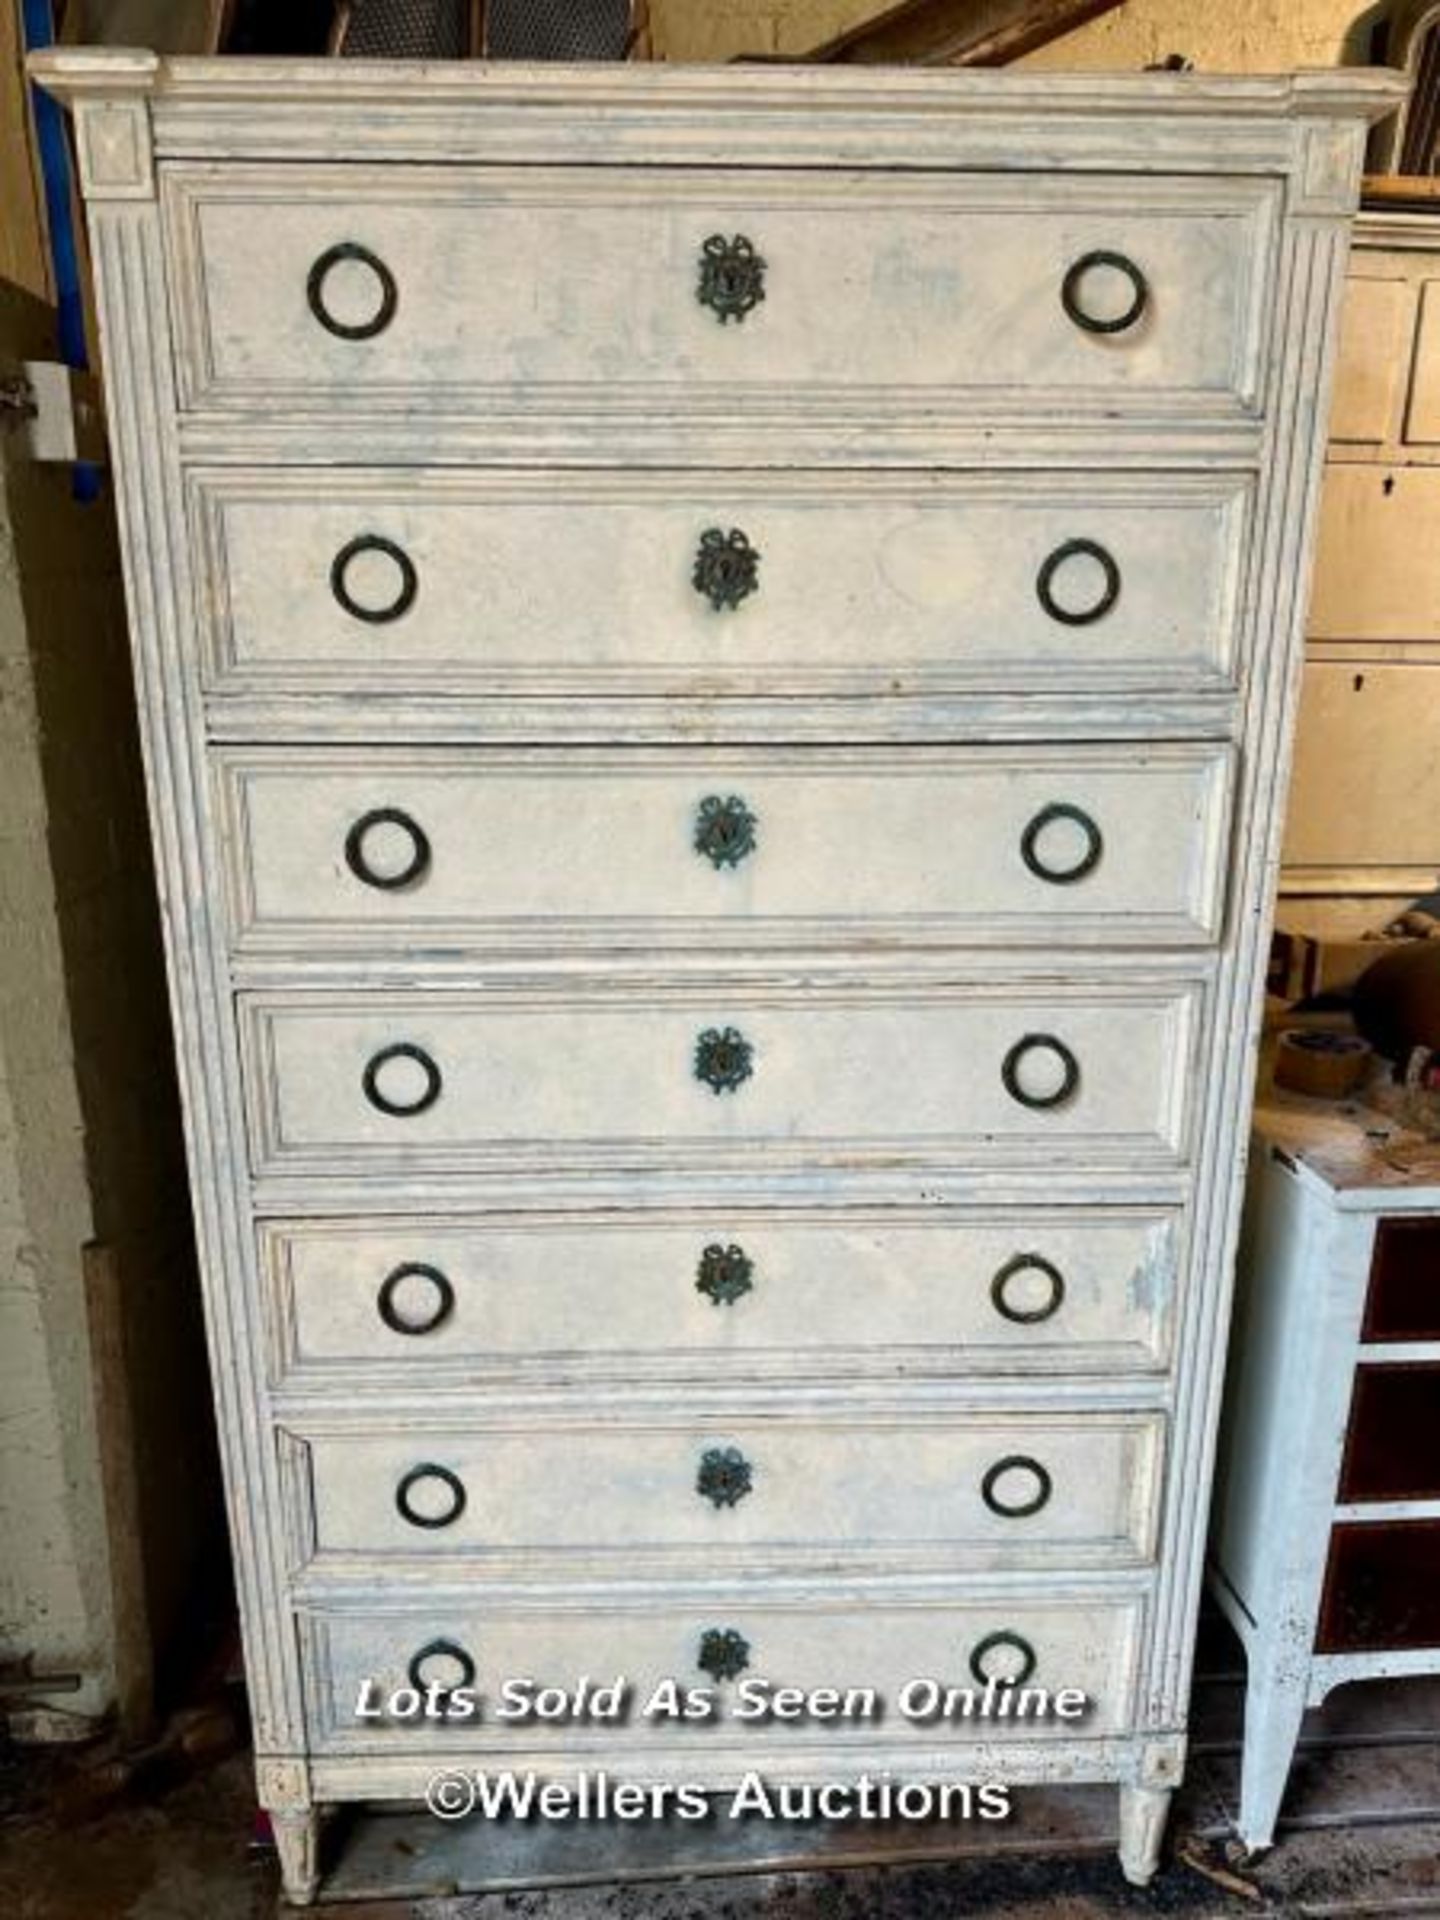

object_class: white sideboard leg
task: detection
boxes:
[259,1759,321,1907]
[271,1807,321,1907]
[1118,1782,1172,1886]
[1236,1662,1309,1854]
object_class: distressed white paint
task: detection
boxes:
[290,1411,1162,1567]
[1209,1098,1440,1854]
[28,49,1402,1902]
[239,979,1202,1177]
[217,745,1235,954]
[161,165,1277,418]
[192,470,1252,699]
[302,1593,1144,1752]
[261,1209,1181,1387]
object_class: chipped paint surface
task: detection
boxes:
[1126,1218,1176,1321]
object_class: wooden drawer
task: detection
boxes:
[1283,661,1440,871]
[1404,280,1440,444]
[216,745,1235,956]
[163,165,1276,418]
[193,471,1251,698]
[260,1209,1182,1389]
[284,1411,1163,1574]
[238,979,1202,1182]
[299,1592,1145,1753]
[1328,274,1416,446]
[1309,466,1440,642]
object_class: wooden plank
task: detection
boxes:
[82,1239,155,1747]
[0,1,51,298]
[1363,174,1440,204]
[805,0,1126,66]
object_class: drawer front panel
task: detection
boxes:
[240,983,1202,1179]
[262,1211,1181,1387]
[1309,465,1440,641]
[165,166,1275,416]
[301,1594,1144,1751]
[218,746,1235,954]
[289,1414,1163,1569]
[195,472,1250,695]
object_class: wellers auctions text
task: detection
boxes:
[357,1672,1093,1727]
[423,1768,1013,1824]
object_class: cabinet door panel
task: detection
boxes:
[1331,276,1413,444]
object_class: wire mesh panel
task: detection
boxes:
[484,0,634,59]
[340,0,472,57]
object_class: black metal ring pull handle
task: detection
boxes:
[697,1627,751,1682]
[362,1042,443,1118]
[968,1629,1037,1688]
[377,1262,456,1336]
[1061,249,1149,336]
[981,1454,1053,1520]
[1001,1034,1080,1111]
[990,1253,1066,1326]
[694,795,758,870]
[344,808,432,892]
[407,1637,477,1695]
[307,241,399,341]
[330,534,418,624]
[1035,538,1121,627]
[395,1463,467,1530]
[1020,803,1104,887]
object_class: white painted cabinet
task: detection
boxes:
[33,47,1401,1904]
[1211,1096,1440,1852]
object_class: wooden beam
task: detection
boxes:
[1,0,52,298]
[83,1239,155,1748]
[805,0,1127,67]
[1362,173,1440,205]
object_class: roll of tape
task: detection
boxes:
[1274,1029,1372,1099]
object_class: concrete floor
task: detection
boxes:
[2,1742,1439,1920]
[2,1615,1438,1920]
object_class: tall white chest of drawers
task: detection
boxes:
[35,49,1402,1903]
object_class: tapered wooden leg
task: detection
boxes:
[1118,1782,1171,1886]
[271,1807,321,1907]
[1236,1662,1309,1854]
